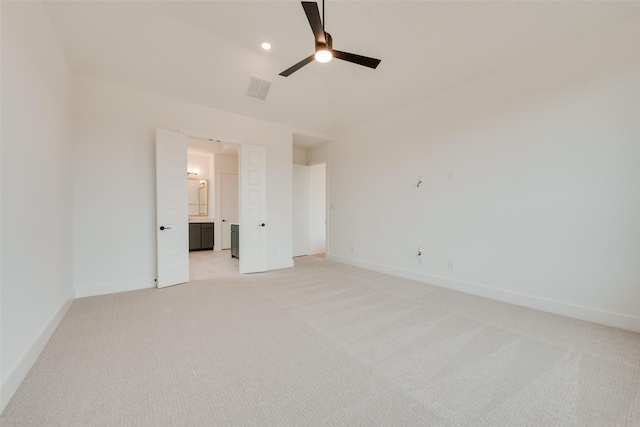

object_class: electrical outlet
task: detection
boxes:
[350,245,354,253]
[418,247,424,264]
[448,171,455,181]
[447,260,454,270]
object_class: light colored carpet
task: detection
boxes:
[2,255,639,426]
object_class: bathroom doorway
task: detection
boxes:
[187,136,240,280]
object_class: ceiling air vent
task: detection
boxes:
[246,76,271,101]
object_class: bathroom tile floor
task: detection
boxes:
[189,249,239,281]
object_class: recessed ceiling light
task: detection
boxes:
[261,42,271,50]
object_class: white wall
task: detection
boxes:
[307,143,329,166]
[326,16,640,331]
[1,1,74,411]
[187,153,211,181]
[73,75,295,297]
[292,147,307,165]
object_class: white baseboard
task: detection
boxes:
[1,289,75,413]
[326,254,640,333]
[75,278,155,298]
[268,258,295,271]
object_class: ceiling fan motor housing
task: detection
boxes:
[316,32,333,52]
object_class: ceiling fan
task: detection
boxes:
[279,1,381,77]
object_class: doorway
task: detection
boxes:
[156,128,269,287]
[186,136,240,280]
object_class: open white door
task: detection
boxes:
[155,128,189,288]
[292,164,309,257]
[239,145,267,274]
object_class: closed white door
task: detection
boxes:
[220,173,239,249]
[292,164,309,257]
[308,162,327,255]
[239,145,267,274]
[155,128,189,288]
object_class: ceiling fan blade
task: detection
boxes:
[302,1,326,44]
[333,50,381,69]
[279,54,316,77]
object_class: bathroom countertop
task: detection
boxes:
[188,217,215,223]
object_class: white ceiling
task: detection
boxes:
[44,1,640,137]
[187,137,239,156]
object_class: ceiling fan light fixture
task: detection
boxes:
[315,49,332,63]
[278,2,380,77]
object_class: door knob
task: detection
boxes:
[159,226,171,230]
[222,219,226,222]
[259,223,266,227]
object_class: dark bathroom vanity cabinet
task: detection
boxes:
[189,222,214,251]
[231,224,239,259]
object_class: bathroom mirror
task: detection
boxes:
[188,179,208,216]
